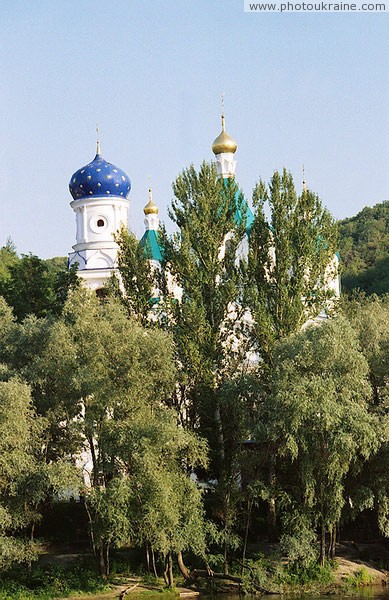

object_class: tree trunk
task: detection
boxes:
[98,544,106,578]
[223,532,229,576]
[214,402,225,465]
[164,552,174,587]
[145,543,150,573]
[105,542,110,577]
[329,524,336,559]
[88,434,99,488]
[268,448,277,542]
[168,551,174,588]
[177,551,190,579]
[83,497,97,557]
[30,522,35,542]
[97,541,110,578]
[327,527,332,561]
[319,523,326,566]
[163,561,169,586]
[242,498,253,576]
[151,547,158,578]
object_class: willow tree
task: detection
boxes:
[342,294,389,536]
[0,379,40,569]
[29,288,209,578]
[0,378,74,569]
[270,317,379,564]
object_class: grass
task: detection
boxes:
[0,561,112,599]
[343,566,377,588]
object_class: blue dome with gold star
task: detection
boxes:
[69,149,131,200]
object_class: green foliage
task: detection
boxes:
[269,317,380,560]
[343,566,376,588]
[0,253,77,320]
[0,379,43,568]
[31,288,207,580]
[239,556,270,592]
[247,169,338,363]
[114,227,157,325]
[0,238,18,281]
[341,294,389,536]
[279,510,319,570]
[338,200,389,295]
[0,562,110,599]
[0,254,54,320]
[282,560,334,586]
[159,161,247,476]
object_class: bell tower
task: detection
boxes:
[68,142,131,291]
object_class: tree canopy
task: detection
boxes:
[338,200,389,295]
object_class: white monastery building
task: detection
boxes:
[67,118,340,300]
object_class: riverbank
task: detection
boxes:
[0,541,387,600]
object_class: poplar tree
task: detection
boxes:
[159,161,247,478]
[113,227,156,325]
[247,168,338,364]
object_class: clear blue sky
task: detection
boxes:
[1,0,388,258]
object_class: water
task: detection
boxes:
[201,592,389,600]
[83,589,389,600]
[202,593,389,600]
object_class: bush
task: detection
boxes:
[280,522,318,570]
[0,562,110,599]
[344,567,376,588]
[282,560,334,586]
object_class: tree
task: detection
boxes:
[247,169,338,364]
[246,169,338,539]
[0,254,55,320]
[269,317,379,564]
[159,161,247,477]
[113,227,156,325]
[52,261,80,315]
[0,253,78,321]
[114,162,250,573]
[338,200,389,295]
[341,294,389,535]
[105,407,208,586]
[0,238,18,282]
[28,288,210,578]
[0,379,44,568]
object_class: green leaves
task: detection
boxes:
[269,317,380,537]
[338,200,389,295]
[114,227,157,325]
[0,379,44,568]
[248,169,338,361]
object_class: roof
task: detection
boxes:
[140,229,163,262]
[234,189,255,235]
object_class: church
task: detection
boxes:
[67,117,340,300]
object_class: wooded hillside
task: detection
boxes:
[338,200,389,295]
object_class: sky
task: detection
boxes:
[0,0,388,259]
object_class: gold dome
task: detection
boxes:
[212,115,237,155]
[144,188,159,215]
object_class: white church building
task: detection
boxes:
[67,118,340,300]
